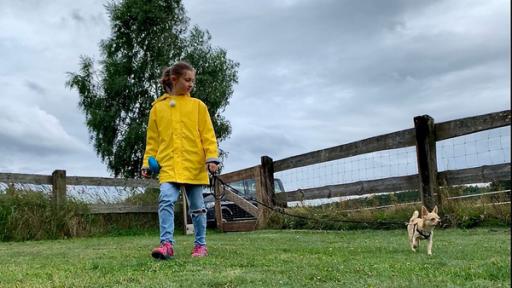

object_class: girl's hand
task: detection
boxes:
[207,163,218,174]
[141,167,150,178]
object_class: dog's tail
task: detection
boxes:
[409,210,419,223]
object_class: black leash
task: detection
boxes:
[210,173,407,227]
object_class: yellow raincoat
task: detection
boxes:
[142,93,219,184]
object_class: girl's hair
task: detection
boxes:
[160,61,195,93]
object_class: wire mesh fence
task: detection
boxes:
[437,126,510,171]
[0,182,149,204]
[0,183,52,196]
[275,126,510,208]
[275,147,418,192]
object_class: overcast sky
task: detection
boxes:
[0,0,510,179]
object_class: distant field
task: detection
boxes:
[0,228,510,287]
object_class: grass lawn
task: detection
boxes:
[0,228,510,287]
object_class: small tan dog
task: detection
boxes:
[407,206,440,255]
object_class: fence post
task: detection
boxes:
[180,186,194,235]
[255,156,275,229]
[414,115,441,211]
[7,183,15,196]
[214,177,224,232]
[52,170,67,207]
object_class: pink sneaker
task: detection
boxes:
[152,242,174,260]
[191,245,208,257]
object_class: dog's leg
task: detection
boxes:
[411,232,420,252]
[411,235,419,252]
[407,225,416,252]
[427,231,433,255]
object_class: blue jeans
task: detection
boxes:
[158,183,207,246]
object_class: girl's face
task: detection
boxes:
[171,70,195,95]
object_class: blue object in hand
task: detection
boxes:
[148,156,160,175]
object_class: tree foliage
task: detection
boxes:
[67,0,238,177]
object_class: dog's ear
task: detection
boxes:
[432,205,438,214]
[421,206,428,217]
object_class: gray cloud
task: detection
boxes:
[71,9,85,23]
[25,80,47,95]
[0,0,110,176]
[185,0,510,172]
[0,0,509,179]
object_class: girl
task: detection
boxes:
[142,61,219,259]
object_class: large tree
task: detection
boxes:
[67,0,238,177]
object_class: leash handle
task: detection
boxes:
[209,171,220,200]
[207,163,218,176]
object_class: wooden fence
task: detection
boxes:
[273,110,510,204]
[0,109,510,232]
[0,172,159,212]
[211,109,511,230]
[0,172,197,233]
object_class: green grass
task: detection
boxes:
[0,228,509,287]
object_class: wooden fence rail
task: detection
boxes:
[0,173,159,188]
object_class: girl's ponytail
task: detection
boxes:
[160,67,173,93]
